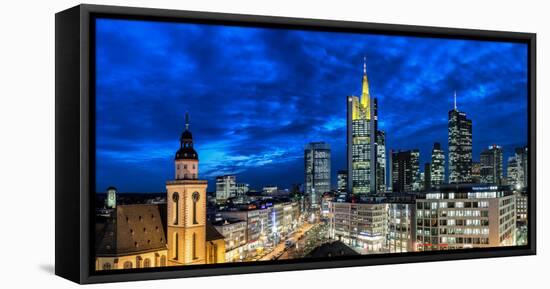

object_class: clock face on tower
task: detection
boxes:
[192,191,200,203]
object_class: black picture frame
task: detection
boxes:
[55,4,536,284]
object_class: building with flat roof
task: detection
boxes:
[391,149,420,193]
[480,145,504,185]
[216,175,237,203]
[430,142,445,188]
[212,219,247,262]
[330,201,387,253]
[304,142,331,210]
[416,184,516,251]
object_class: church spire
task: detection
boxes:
[176,112,197,161]
[185,111,190,131]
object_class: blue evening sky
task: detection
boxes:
[95,18,528,193]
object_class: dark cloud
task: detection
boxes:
[95,19,528,193]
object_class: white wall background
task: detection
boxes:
[0,0,546,288]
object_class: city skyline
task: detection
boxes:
[95,18,528,193]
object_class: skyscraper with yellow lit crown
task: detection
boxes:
[347,57,378,195]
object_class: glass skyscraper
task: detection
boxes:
[376,130,387,193]
[304,142,331,210]
[480,144,504,184]
[507,146,528,189]
[448,92,473,184]
[347,58,377,195]
[391,149,420,193]
[430,142,445,187]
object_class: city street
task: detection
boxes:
[257,222,316,261]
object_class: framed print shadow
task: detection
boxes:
[55,4,536,284]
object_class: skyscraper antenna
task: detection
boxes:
[185,112,190,131]
[363,56,367,75]
[454,90,457,110]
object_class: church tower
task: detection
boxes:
[166,113,207,266]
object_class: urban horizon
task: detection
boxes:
[93,17,529,271]
[95,19,527,193]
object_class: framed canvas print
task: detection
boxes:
[55,4,536,284]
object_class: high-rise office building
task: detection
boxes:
[448,92,472,184]
[419,172,425,191]
[305,142,331,210]
[336,170,349,202]
[480,145,504,185]
[507,156,520,188]
[391,150,420,193]
[507,146,528,189]
[216,175,236,202]
[337,170,348,193]
[517,146,529,188]
[424,163,431,191]
[471,162,481,183]
[376,130,386,193]
[430,142,445,187]
[347,57,377,195]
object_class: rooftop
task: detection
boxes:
[96,204,167,257]
[305,241,360,258]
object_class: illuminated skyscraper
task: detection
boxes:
[376,130,386,193]
[448,92,472,183]
[305,142,331,210]
[480,144,504,184]
[507,156,520,188]
[347,57,377,195]
[391,149,420,193]
[430,142,445,187]
[337,170,348,193]
[507,146,528,189]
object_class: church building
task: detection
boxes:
[95,113,225,270]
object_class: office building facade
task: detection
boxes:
[391,149,420,193]
[508,146,529,189]
[430,142,445,187]
[216,175,236,203]
[305,142,331,210]
[347,58,378,195]
[480,145,504,184]
[448,93,473,184]
[416,184,516,251]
